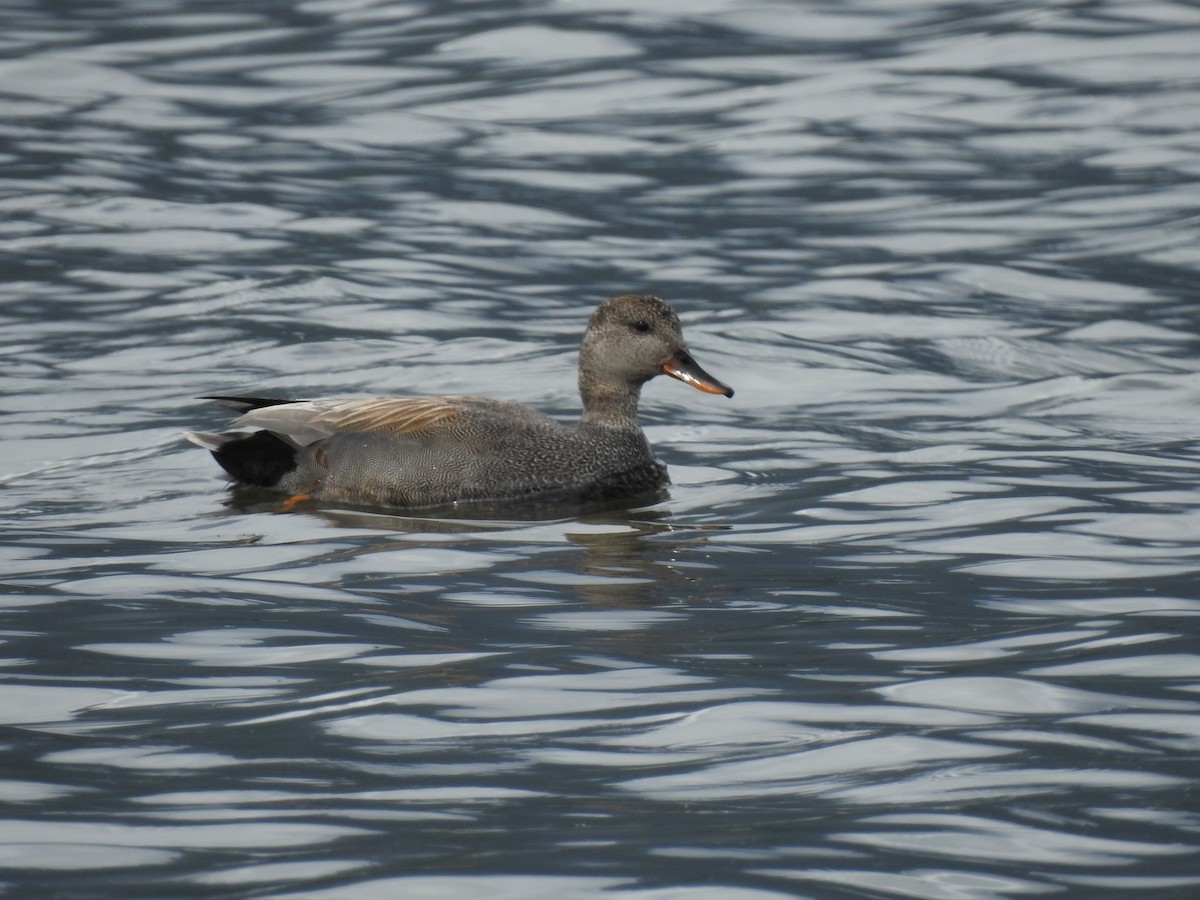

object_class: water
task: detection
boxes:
[3,0,1200,896]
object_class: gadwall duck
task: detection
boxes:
[186,294,732,510]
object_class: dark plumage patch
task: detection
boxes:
[202,395,299,414]
[210,430,297,487]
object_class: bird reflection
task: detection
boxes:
[217,483,728,609]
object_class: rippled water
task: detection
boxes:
[3,0,1200,897]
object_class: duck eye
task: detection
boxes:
[631,320,651,334]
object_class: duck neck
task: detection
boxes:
[578,373,645,430]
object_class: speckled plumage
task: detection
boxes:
[185,295,733,510]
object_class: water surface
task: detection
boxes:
[2,0,1200,897]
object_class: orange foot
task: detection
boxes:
[278,493,312,513]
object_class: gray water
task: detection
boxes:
[3,1,1200,897]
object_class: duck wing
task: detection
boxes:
[228,396,469,446]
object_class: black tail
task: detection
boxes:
[201,395,302,414]
[210,430,297,487]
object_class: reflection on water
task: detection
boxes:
[3,0,1200,897]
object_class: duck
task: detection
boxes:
[185,294,733,510]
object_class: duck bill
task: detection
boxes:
[661,351,734,398]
